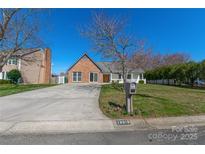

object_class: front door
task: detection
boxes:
[90,72,98,82]
[103,74,110,83]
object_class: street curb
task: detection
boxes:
[1,115,205,135]
[146,115,205,129]
[0,120,149,136]
[0,120,115,135]
[112,115,205,131]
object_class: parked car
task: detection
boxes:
[194,80,205,87]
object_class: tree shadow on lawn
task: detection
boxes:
[108,101,126,110]
[108,94,167,109]
[135,93,168,102]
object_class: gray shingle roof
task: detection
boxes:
[14,48,42,56]
[96,62,112,73]
[96,62,144,74]
[0,48,42,57]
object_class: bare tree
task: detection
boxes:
[81,11,146,114]
[161,53,189,66]
[0,8,44,70]
[131,49,189,71]
[129,42,154,71]
[81,12,141,83]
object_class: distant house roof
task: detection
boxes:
[59,72,66,76]
[0,48,42,57]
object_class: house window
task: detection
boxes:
[140,74,144,79]
[7,58,18,65]
[90,72,98,82]
[119,74,122,79]
[72,72,82,82]
[12,59,18,65]
[127,74,131,79]
[7,59,12,65]
[133,73,139,79]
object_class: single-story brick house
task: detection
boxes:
[67,54,146,84]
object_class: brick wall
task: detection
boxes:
[20,49,51,84]
[68,55,103,83]
[43,48,51,84]
[20,51,44,84]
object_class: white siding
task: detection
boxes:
[112,73,120,79]
[0,72,2,80]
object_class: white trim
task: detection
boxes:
[0,72,2,80]
[109,73,146,84]
[18,59,21,70]
[110,73,112,82]
[4,72,6,80]
[0,71,7,80]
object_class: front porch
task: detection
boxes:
[103,73,146,84]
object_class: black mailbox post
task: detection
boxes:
[125,82,137,114]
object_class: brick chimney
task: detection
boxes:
[44,48,51,84]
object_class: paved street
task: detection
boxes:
[0,126,205,145]
[0,84,108,121]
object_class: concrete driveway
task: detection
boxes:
[0,84,108,122]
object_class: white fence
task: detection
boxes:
[58,76,65,84]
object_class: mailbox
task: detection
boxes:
[125,82,137,95]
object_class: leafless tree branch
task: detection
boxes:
[0,9,46,69]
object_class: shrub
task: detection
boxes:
[0,79,11,84]
[139,80,144,84]
[64,77,68,83]
[111,82,124,91]
[7,69,21,84]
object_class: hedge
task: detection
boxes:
[145,60,205,86]
[0,79,11,84]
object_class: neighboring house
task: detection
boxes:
[0,48,51,84]
[67,54,146,84]
[51,74,58,84]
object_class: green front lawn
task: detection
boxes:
[99,84,205,118]
[0,84,56,97]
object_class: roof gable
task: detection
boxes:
[67,54,102,72]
